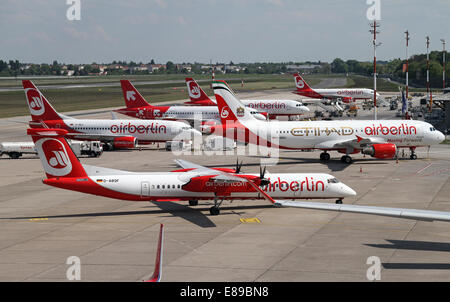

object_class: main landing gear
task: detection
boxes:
[409,147,417,160]
[320,152,353,164]
[340,155,353,164]
[210,194,224,216]
[189,200,198,206]
[320,152,330,161]
[335,199,343,204]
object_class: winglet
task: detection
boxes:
[144,223,164,282]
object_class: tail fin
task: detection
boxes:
[293,73,312,91]
[212,80,257,124]
[23,80,62,121]
[144,223,164,282]
[27,128,87,179]
[120,80,151,108]
[185,78,216,105]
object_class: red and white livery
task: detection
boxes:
[184,77,309,119]
[29,128,357,215]
[30,128,450,223]
[114,80,267,131]
[23,80,201,149]
[211,80,444,163]
[293,73,380,103]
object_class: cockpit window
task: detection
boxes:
[430,127,436,131]
[327,178,340,184]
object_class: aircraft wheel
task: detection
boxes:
[341,155,353,164]
[320,152,330,161]
[336,199,343,204]
[209,206,220,216]
[189,200,198,206]
[410,154,417,160]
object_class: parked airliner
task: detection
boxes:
[211,80,444,163]
[23,80,201,150]
[184,77,309,119]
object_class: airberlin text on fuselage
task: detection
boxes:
[205,177,324,192]
[110,122,167,134]
[290,124,417,137]
[247,102,287,110]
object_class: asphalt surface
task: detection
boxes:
[0,90,449,282]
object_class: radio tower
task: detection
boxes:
[370,21,381,120]
[405,30,410,99]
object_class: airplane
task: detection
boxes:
[292,73,381,104]
[23,80,201,150]
[113,80,267,132]
[28,127,357,216]
[184,77,310,119]
[210,80,444,163]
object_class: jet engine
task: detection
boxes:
[362,143,397,159]
[113,136,137,149]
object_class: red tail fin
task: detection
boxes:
[293,73,312,91]
[120,80,151,108]
[185,78,216,105]
[23,80,62,122]
[144,223,164,282]
[27,128,87,179]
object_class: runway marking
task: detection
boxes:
[28,218,48,222]
[415,163,433,174]
[240,217,261,224]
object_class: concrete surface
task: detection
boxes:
[0,89,449,282]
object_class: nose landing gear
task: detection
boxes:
[409,147,417,160]
[210,194,224,215]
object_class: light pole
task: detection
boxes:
[370,21,380,120]
[405,30,410,99]
[426,36,430,93]
[441,39,446,90]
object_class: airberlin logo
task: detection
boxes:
[25,88,45,116]
[126,91,136,101]
[35,138,72,176]
[221,106,230,119]
[187,81,201,98]
[110,122,167,134]
[295,77,305,89]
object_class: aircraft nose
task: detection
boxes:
[341,184,357,197]
[437,131,445,143]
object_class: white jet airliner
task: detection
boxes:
[293,73,380,103]
[184,77,310,119]
[23,80,201,150]
[211,80,444,163]
[114,80,267,132]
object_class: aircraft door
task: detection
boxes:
[141,181,150,197]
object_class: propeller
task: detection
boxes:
[259,165,270,187]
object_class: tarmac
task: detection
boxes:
[0,90,449,282]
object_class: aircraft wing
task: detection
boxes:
[274,201,450,222]
[65,132,130,142]
[246,180,450,223]
[175,159,246,183]
[314,135,386,150]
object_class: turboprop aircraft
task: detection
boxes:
[210,80,444,163]
[23,80,201,150]
[28,128,357,215]
[184,77,309,119]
